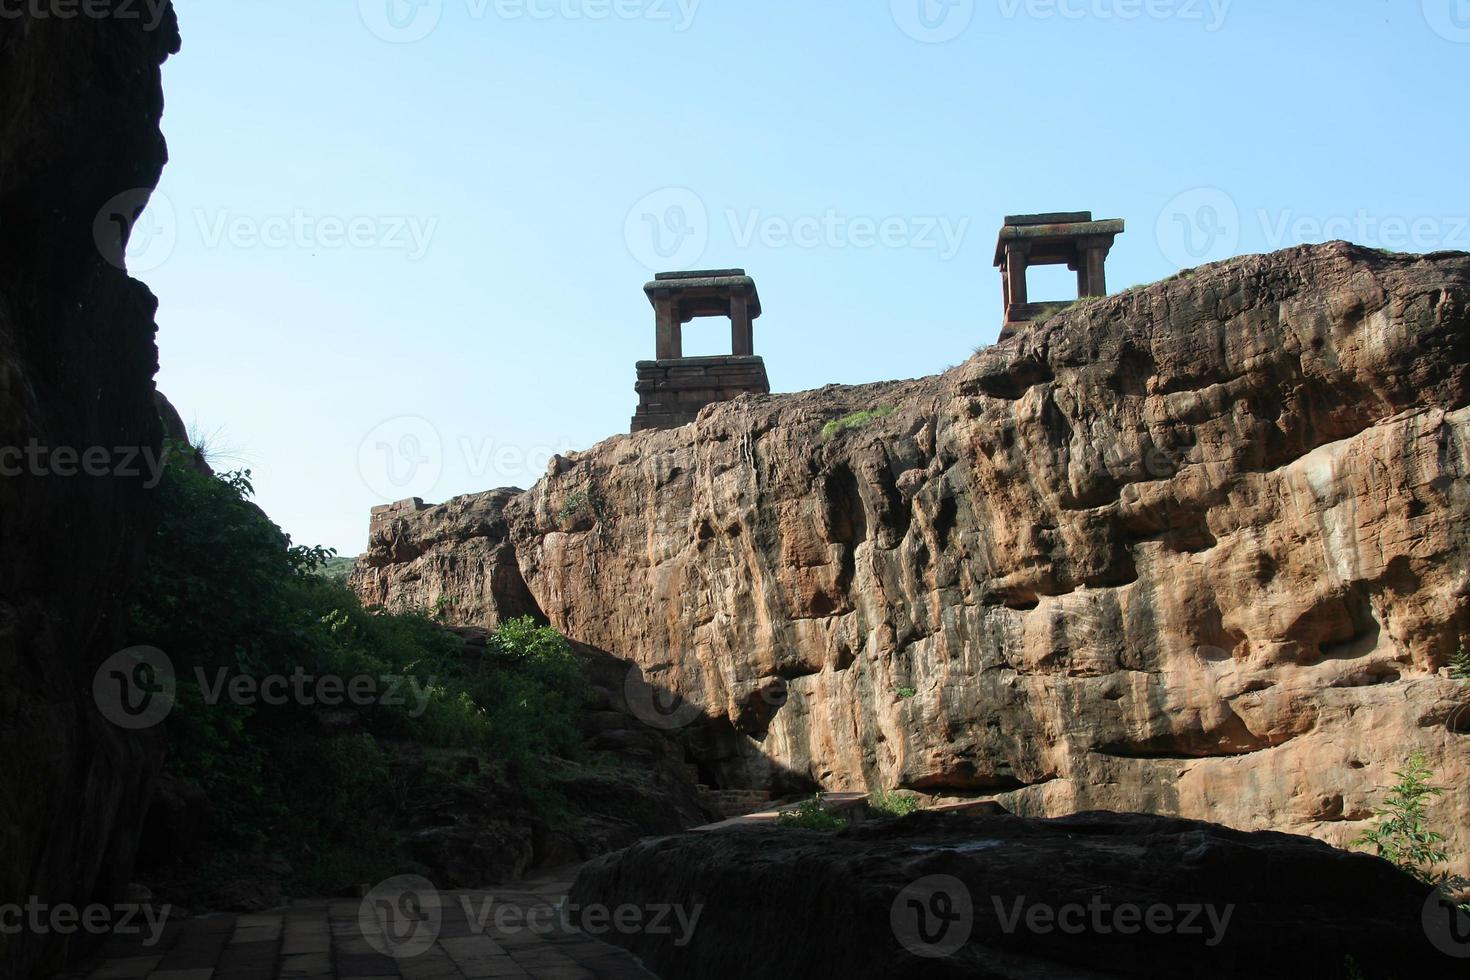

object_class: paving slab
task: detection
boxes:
[51,854,672,980]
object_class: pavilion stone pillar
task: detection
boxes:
[1082,238,1110,296]
[632,270,770,432]
[994,212,1125,337]
[654,291,682,359]
[729,289,753,357]
[1004,243,1030,309]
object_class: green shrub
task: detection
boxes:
[821,406,896,440]
[897,686,918,699]
[1352,751,1450,885]
[776,794,849,831]
[1450,643,1470,681]
[868,790,920,819]
[127,453,588,878]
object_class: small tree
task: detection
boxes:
[1450,643,1470,681]
[1353,751,1449,885]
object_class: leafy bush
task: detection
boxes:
[820,406,896,440]
[868,790,920,819]
[776,794,849,831]
[127,452,587,881]
[1352,751,1450,885]
[897,686,918,699]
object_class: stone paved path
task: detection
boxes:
[53,868,658,980]
[52,794,908,980]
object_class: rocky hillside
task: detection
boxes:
[354,242,1470,871]
[0,5,180,977]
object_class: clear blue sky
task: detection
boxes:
[140,0,1469,555]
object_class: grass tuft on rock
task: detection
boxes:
[820,406,896,440]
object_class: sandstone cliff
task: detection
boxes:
[0,6,179,976]
[356,242,1470,873]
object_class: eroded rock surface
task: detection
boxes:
[0,5,180,976]
[357,243,1470,873]
[568,810,1446,979]
[349,492,541,627]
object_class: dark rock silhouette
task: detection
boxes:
[569,809,1449,979]
[0,5,180,976]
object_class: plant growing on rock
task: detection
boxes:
[557,488,598,531]
[867,790,919,819]
[820,406,896,440]
[777,794,849,831]
[1352,751,1451,886]
[1450,643,1470,680]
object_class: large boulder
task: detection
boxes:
[349,491,541,627]
[0,4,181,977]
[568,809,1455,979]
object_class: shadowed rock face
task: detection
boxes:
[0,6,180,976]
[568,810,1446,980]
[358,242,1470,873]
